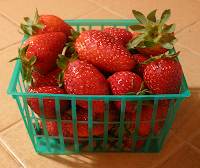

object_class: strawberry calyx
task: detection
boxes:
[127,9,178,51]
[19,8,45,36]
[65,28,86,54]
[138,51,180,67]
[126,82,153,111]
[56,51,78,87]
[9,45,41,87]
[112,118,148,140]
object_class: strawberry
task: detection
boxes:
[132,54,150,77]
[74,29,136,72]
[32,67,62,88]
[122,135,145,150]
[127,9,177,56]
[102,27,132,47]
[143,52,183,106]
[108,71,149,112]
[20,9,73,42]
[57,58,111,113]
[66,106,119,137]
[27,86,70,119]
[127,104,169,136]
[112,117,145,150]
[39,111,86,143]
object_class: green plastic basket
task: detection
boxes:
[7,19,191,154]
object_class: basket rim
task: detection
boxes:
[7,19,191,99]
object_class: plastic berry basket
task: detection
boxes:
[7,19,191,154]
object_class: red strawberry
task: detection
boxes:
[22,32,66,76]
[112,117,145,150]
[32,67,62,88]
[127,104,169,136]
[122,135,145,150]
[66,106,118,137]
[58,59,111,113]
[39,111,86,143]
[108,71,148,112]
[102,27,132,47]
[143,53,183,106]
[127,9,177,56]
[27,86,70,119]
[74,29,136,72]
[132,54,150,77]
[20,9,73,42]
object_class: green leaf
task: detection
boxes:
[28,56,37,65]
[9,57,20,62]
[126,92,135,95]
[158,9,171,27]
[57,71,64,87]
[69,51,78,62]
[32,66,43,77]
[32,24,45,29]
[162,24,175,34]
[34,8,40,24]
[147,9,157,25]
[81,27,86,32]
[129,25,148,33]
[69,36,76,41]
[159,39,173,49]
[24,17,32,25]
[23,71,32,82]
[56,57,69,70]
[20,24,32,35]
[144,41,156,47]
[162,35,178,44]
[126,34,146,50]
[132,10,152,29]
[71,29,80,39]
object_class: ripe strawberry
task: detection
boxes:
[66,106,119,137]
[74,29,136,72]
[10,32,67,86]
[122,135,145,150]
[127,9,177,56]
[20,9,73,42]
[57,58,111,113]
[102,27,132,47]
[39,111,86,143]
[143,52,183,106]
[108,71,148,112]
[32,67,62,88]
[127,104,169,136]
[132,54,150,77]
[27,86,70,119]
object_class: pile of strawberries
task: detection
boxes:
[11,9,183,150]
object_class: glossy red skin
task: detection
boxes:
[75,30,136,72]
[66,106,119,137]
[132,54,150,77]
[126,104,169,136]
[22,32,66,76]
[40,112,86,143]
[102,27,132,47]
[31,67,62,88]
[108,71,144,113]
[143,57,182,106]
[64,60,110,113]
[34,15,74,42]
[27,86,70,119]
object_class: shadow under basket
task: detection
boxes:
[7,19,191,154]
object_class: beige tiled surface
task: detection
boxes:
[1,0,200,168]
